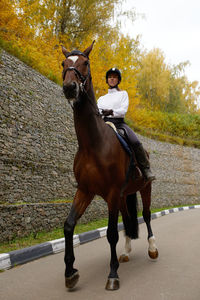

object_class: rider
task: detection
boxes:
[97,67,155,182]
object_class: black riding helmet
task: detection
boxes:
[106,68,122,84]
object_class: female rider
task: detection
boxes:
[97,68,155,182]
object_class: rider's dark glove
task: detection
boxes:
[102,109,114,117]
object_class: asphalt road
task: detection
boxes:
[0,208,200,300]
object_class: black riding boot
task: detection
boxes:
[134,144,156,182]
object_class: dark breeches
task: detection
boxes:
[104,117,141,150]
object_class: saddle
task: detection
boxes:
[106,121,142,174]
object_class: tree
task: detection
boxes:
[137,48,171,111]
[183,80,200,113]
[0,0,24,39]
[168,62,199,113]
[12,0,126,46]
[137,48,200,113]
[55,0,118,42]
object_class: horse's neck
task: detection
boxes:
[74,87,103,149]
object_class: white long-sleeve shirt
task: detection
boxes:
[97,88,129,118]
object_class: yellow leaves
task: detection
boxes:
[0,0,141,116]
[137,48,171,111]
[182,80,200,113]
[1,0,199,118]
[0,0,20,40]
[137,48,200,113]
[0,0,140,109]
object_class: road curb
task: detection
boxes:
[1,205,200,271]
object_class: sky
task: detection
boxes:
[121,0,200,84]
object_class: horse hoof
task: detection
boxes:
[148,249,159,259]
[105,278,120,290]
[119,254,129,263]
[65,271,79,289]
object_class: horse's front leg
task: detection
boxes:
[64,189,93,289]
[105,202,120,290]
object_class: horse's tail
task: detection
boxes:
[123,193,139,239]
[120,155,135,197]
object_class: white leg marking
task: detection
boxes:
[125,236,132,255]
[119,236,132,262]
[148,236,158,254]
[148,236,158,259]
[148,236,157,251]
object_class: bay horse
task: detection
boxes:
[61,41,158,291]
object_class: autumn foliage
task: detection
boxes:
[1,0,200,145]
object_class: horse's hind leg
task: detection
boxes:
[119,193,139,263]
[64,189,94,289]
[119,236,132,263]
[140,184,158,259]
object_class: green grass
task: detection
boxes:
[0,205,197,254]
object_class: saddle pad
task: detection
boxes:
[106,122,132,156]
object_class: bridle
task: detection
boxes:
[62,50,100,116]
[62,50,91,93]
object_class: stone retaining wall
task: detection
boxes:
[0,200,108,243]
[140,134,200,208]
[0,50,77,204]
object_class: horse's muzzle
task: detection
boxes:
[63,81,79,100]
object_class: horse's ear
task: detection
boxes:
[62,46,70,58]
[83,40,95,57]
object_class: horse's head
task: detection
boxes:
[62,41,95,102]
